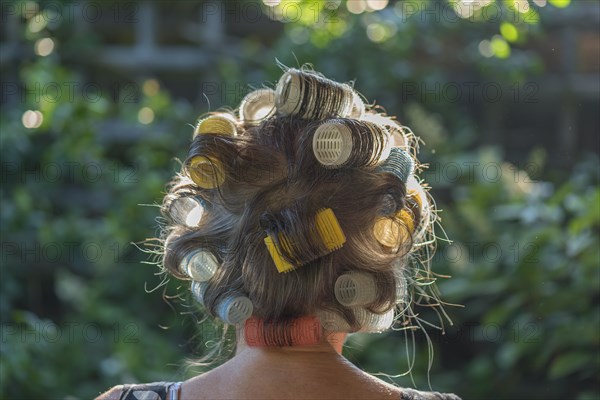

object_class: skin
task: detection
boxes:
[96,329,403,400]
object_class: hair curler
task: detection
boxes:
[216,294,254,325]
[168,196,206,227]
[180,249,219,282]
[193,113,237,137]
[239,89,276,126]
[334,272,378,307]
[187,155,225,189]
[355,308,395,333]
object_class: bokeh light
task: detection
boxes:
[500,22,519,42]
[478,40,494,58]
[27,15,47,33]
[347,0,367,14]
[137,107,155,124]
[34,38,54,56]
[21,110,43,128]
[366,0,389,11]
[142,79,160,97]
[490,35,511,58]
[262,0,280,6]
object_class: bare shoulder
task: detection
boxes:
[95,385,123,400]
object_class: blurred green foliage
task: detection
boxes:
[1,0,598,399]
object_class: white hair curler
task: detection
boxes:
[239,88,276,126]
[335,272,378,307]
[312,122,354,167]
[191,280,209,304]
[168,196,206,227]
[355,308,395,333]
[180,249,219,282]
[317,309,351,332]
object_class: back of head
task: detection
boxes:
[160,67,436,344]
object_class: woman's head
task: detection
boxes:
[159,67,435,344]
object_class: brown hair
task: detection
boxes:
[158,70,436,336]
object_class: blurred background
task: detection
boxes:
[1,0,598,399]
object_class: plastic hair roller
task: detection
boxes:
[264,208,346,273]
[193,113,237,137]
[191,280,208,304]
[239,89,276,126]
[396,209,415,234]
[244,316,322,347]
[168,196,205,227]
[312,119,392,169]
[317,310,352,332]
[362,113,408,149]
[274,69,355,119]
[180,249,219,282]
[355,308,395,333]
[395,274,408,305]
[216,294,254,325]
[264,232,299,274]
[187,155,225,189]
[373,217,404,249]
[334,272,378,307]
[376,147,414,184]
[349,91,365,119]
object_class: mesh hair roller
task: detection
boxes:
[168,196,206,227]
[373,217,405,249]
[216,294,254,325]
[317,310,352,332]
[275,69,359,119]
[312,119,392,169]
[191,280,209,304]
[334,272,378,307]
[395,272,408,305]
[180,249,219,282]
[376,148,414,184]
[193,113,237,137]
[239,89,276,126]
[362,113,408,149]
[187,155,225,189]
[355,308,395,333]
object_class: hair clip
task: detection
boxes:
[180,249,219,282]
[275,69,356,120]
[191,280,209,304]
[193,114,237,137]
[334,272,377,307]
[317,310,352,332]
[355,308,395,333]
[312,119,392,169]
[376,147,414,184]
[216,294,254,325]
[244,316,322,347]
[168,196,206,227]
[239,89,276,126]
[264,208,346,273]
[187,155,225,189]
